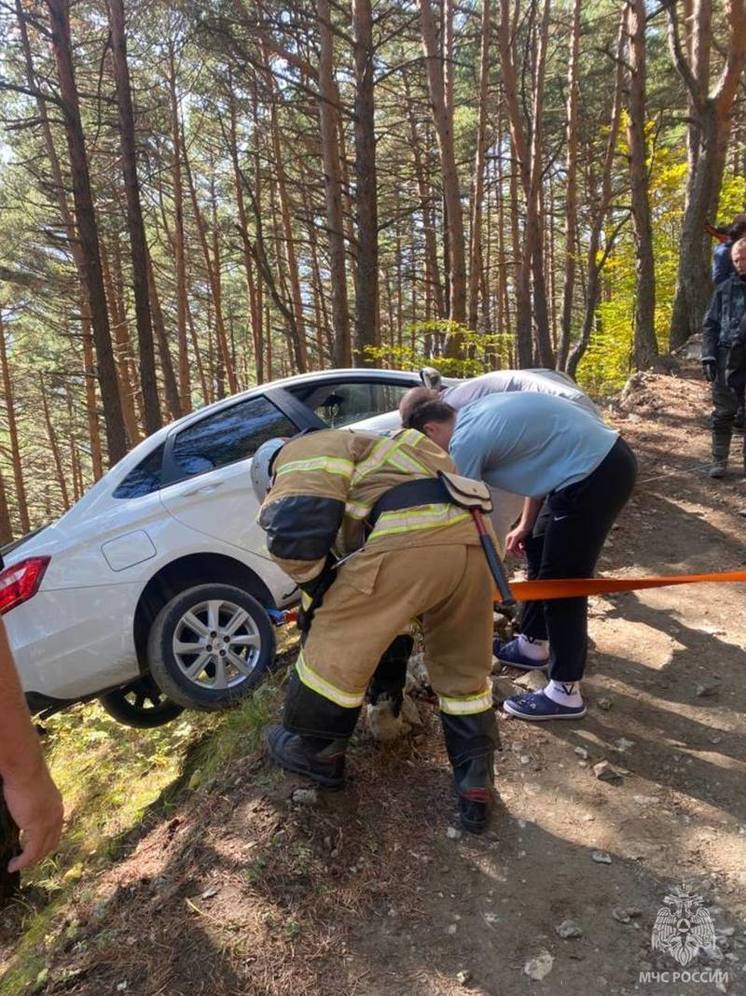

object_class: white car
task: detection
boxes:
[1,369,428,727]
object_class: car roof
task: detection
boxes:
[55,367,424,521]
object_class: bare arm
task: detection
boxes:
[0,620,63,871]
[505,497,544,557]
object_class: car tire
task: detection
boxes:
[146,583,276,711]
[99,678,185,729]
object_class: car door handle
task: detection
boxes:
[180,481,225,497]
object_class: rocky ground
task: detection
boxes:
[2,363,746,996]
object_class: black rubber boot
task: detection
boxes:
[441,710,500,835]
[264,725,347,787]
[264,671,361,787]
[710,430,731,477]
[368,635,414,715]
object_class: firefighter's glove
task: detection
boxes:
[702,357,717,383]
[297,557,336,636]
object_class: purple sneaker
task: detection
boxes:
[503,690,587,722]
[493,637,549,672]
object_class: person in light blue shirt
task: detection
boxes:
[403,393,637,723]
[400,373,604,545]
[446,393,617,498]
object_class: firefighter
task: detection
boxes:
[252,427,500,834]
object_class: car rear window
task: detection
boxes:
[113,444,165,499]
[170,395,296,479]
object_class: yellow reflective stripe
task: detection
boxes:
[386,450,431,475]
[300,591,312,610]
[345,499,372,520]
[400,428,427,448]
[296,653,365,709]
[276,456,354,479]
[369,504,470,539]
[439,684,493,716]
[351,437,395,483]
[354,434,435,485]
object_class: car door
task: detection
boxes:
[158,393,299,556]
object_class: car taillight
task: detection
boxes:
[0,557,50,615]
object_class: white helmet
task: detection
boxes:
[251,438,286,502]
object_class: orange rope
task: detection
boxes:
[278,571,746,624]
[502,570,746,602]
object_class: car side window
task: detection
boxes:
[113,444,165,499]
[170,395,296,480]
[287,381,412,428]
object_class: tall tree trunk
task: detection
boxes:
[65,390,82,503]
[468,0,491,330]
[497,0,533,366]
[16,0,105,475]
[0,311,30,534]
[567,14,627,376]
[39,374,70,511]
[265,73,308,373]
[146,254,182,420]
[45,0,126,464]
[302,181,329,368]
[110,233,143,425]
[526,0,554,366]
[557,0,581,370]
[317,0,352,366]
[666,0,746,347]
[418,0,467,342]
[625,0,659,370]
[405,79,445,317]
[100,240,143,446]
[186,300,209,404]
[107,0,161,434]
[167,39,191,408]
[497,0,553,366]
[183,135,239,394]
[0,470,13,545]
[80,303,103,480]
[228,84,263,384]
[352,0,379,364]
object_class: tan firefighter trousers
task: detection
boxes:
[297,542,494,716]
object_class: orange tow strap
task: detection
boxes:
[278,571,746,625]
[502,569,746,603]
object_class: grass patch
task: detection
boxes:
[0,663,289,995]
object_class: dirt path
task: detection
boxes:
[9,366,746,996]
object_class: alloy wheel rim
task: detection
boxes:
[172,598,261,689]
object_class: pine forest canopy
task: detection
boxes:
[0,0,744,540]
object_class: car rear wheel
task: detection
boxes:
[99,678,184,728]
[146,584,276,711]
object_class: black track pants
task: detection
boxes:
[520,437,638,682]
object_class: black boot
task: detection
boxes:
[441,710,500,835]
[264,726,348,787]
[368,635,414,715]
[264,672,361,788]
[710,429,731,478]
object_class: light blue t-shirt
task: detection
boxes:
[449,393,618,499]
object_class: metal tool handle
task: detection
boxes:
[470,510,516,607]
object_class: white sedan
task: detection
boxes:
[1,369,427,727]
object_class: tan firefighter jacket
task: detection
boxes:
[258,427,483,587]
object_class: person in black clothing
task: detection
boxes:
[712,214,746,286]
[702,238,746,478]
[712,215,746,430]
